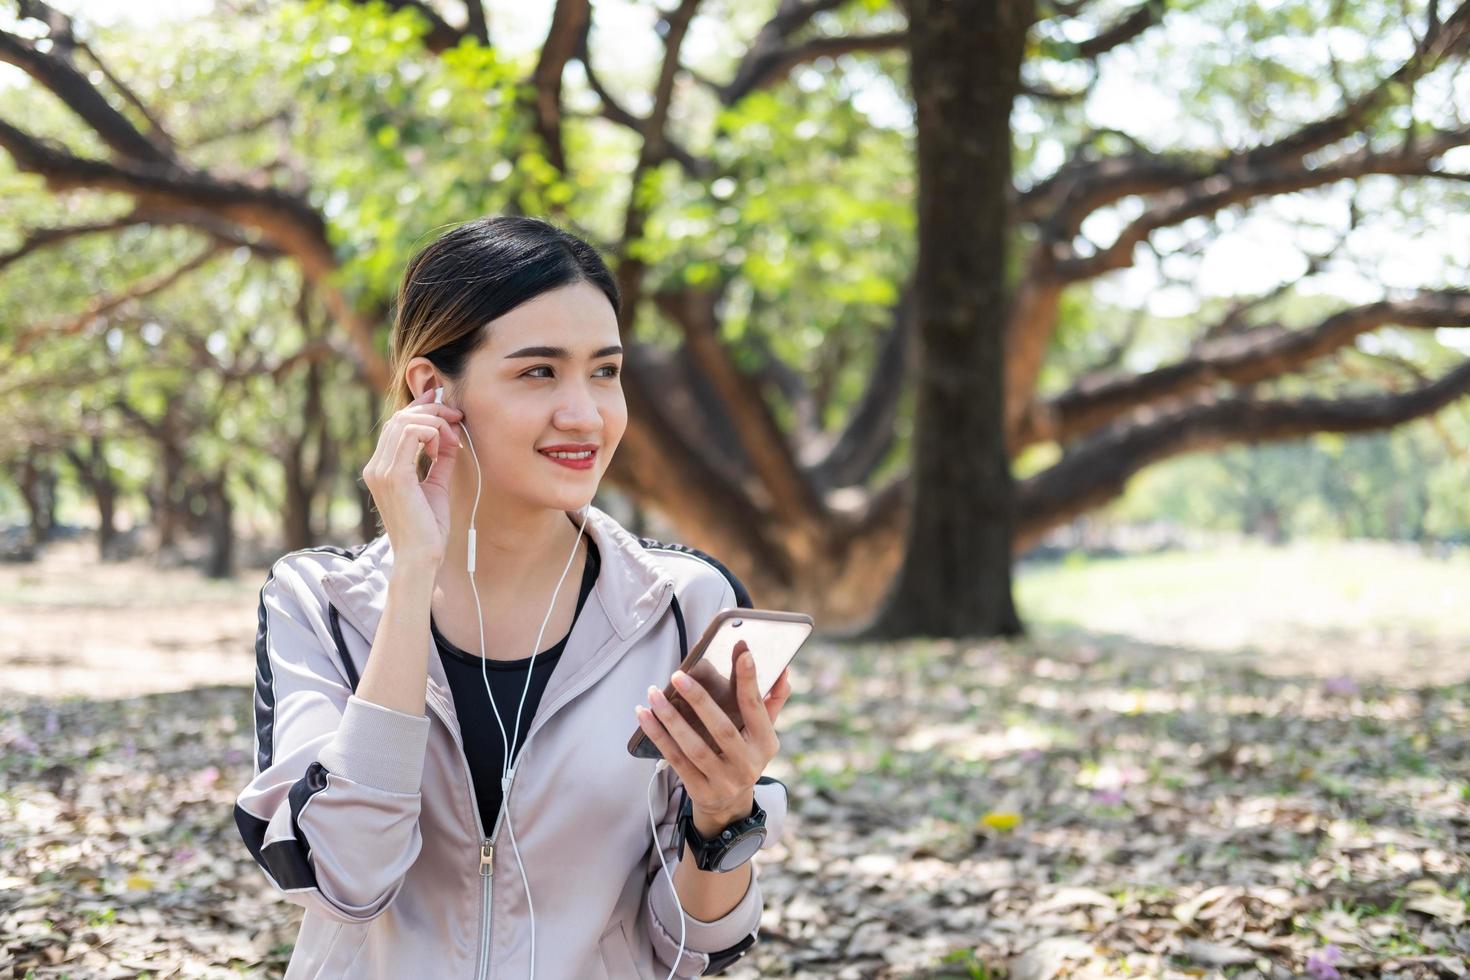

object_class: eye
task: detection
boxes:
[522,364,621,379]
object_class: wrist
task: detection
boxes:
[392,552,442,580]
[691,788,755,837]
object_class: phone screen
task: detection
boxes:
[627,607,812,760]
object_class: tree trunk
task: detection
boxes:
[854,0,1029,639]
[356,385,381,544]
[62,434,120,560]
[306,359,339,541]
[201,470,235,579]
[153,438,189,555]
[95,465,117,557]
[17,452,58,550]
[281,435,313,550]
[278,359,337,549]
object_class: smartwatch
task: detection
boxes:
[674,787,767,873]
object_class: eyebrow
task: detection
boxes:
[503,345,624,360]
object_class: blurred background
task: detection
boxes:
[2,0,1468,977]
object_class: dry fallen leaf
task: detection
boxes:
[1179,938,1258,966]
[6,544,1470,979]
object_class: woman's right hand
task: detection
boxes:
[361,387,463,567]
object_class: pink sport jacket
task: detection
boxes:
[233,503,789,978]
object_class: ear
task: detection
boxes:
[404,357,450,404]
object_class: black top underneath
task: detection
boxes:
[432,534,600,836]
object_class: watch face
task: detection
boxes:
[717,832,765,871]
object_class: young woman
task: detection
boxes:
[234,216,792,979]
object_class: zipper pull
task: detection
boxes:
[480,839,494,877]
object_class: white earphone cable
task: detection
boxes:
[438,387,682,979]
[648,760,687,980]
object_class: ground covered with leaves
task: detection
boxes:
[2,540,1467,978]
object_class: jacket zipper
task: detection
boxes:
[473,578,676,979]
[421,694,496,980]
[478,839,494,980]
[390,577,675,980]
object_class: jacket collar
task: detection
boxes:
[320,503,677,740]
[320,503,673,646]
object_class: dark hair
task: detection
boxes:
[385,216,620,414]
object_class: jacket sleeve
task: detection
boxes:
[233,555,432,924]
[641,574,791,977]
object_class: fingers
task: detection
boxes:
[402,409,464,470]
[634,703,705,794]
[402,387,465,426]
[361,394,464,484]
[763,665,792,725]
[636,651,791,812]
[643,681,734,783]
[396,419,459,471]
[728,646,779,757]
[669,663,746,759]
[402,403,464,426]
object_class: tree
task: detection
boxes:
[2,0,1468,633]
[859,0,1031,638]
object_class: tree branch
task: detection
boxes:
[1015,358,1470,550]
[349,0,468,53]
[808,281,911,490]
[182,107,292,151]
[0,120,386,387]
[0,12,173,165]
[529,0,590,174]
[612,0,705,331]
[715,30,907,105]
[1021,2,1470,238]
[465,0,489,46]
[0,216,141,272]
[0,207,286,273]
[1073,0,1165,60]
[1022,290,1470,446]
[573,14,711,178]
[74,35,175,153]
[651,285,829,539]
[13,243,226,353]
[716,0,846,105]
[1052,125,1470,282]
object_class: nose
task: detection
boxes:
[553,380,604,432]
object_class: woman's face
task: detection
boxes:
[426,280,626,514]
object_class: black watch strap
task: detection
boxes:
[703,933,757,974]
[675,787,766,872]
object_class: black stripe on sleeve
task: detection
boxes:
[670,595,687,664]
[253,544,366,773]
[328,604,361,693]
[235,761,332,891]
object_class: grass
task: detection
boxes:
[1015,540,1470,689]
[1017,539,1470,637]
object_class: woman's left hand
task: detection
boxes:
[636,640,792,823]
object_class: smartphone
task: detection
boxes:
[627,607,813,760]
